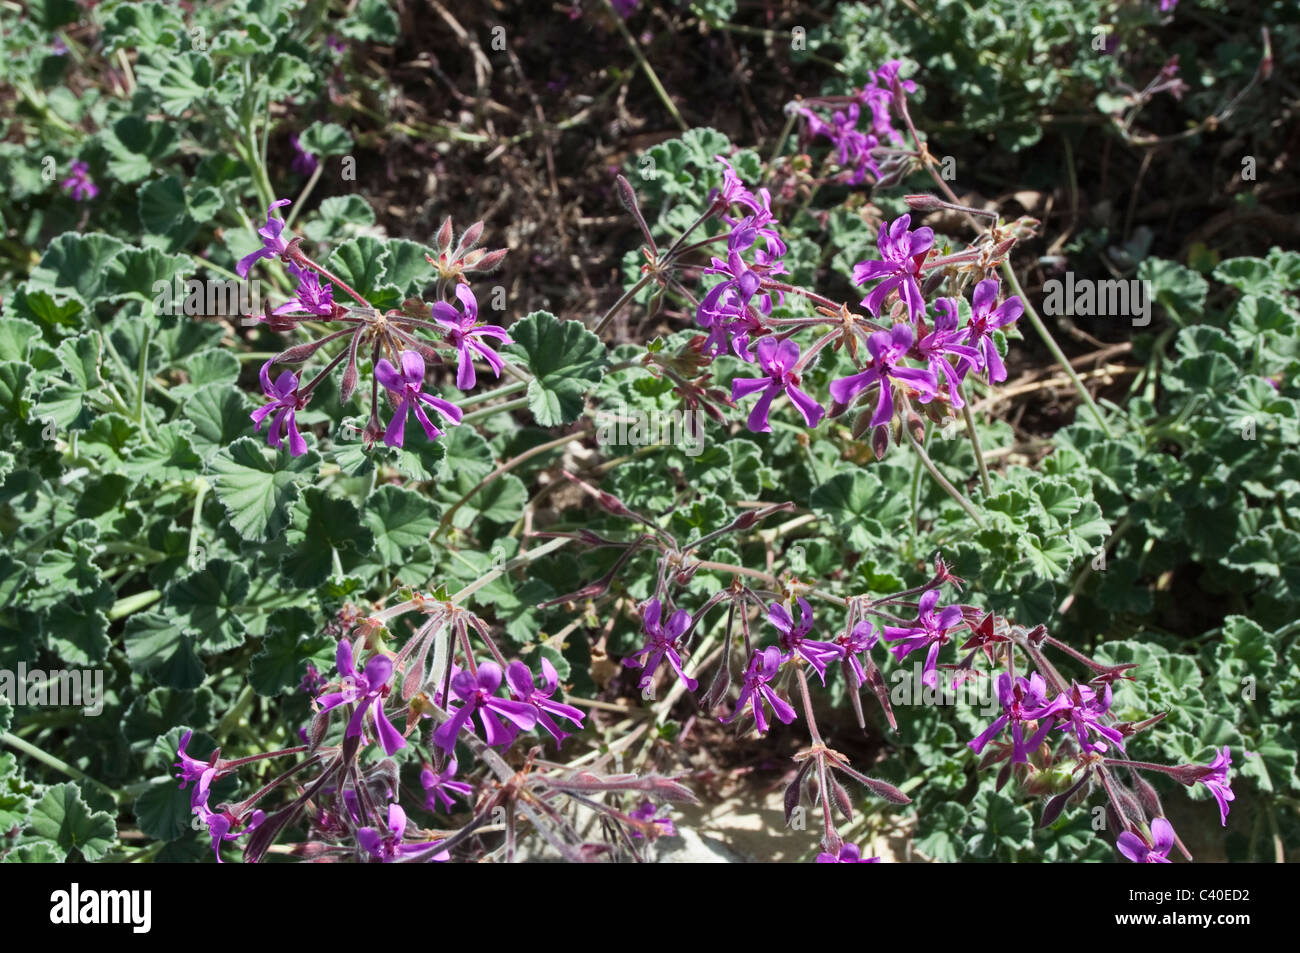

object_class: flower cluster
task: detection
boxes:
[691,155,1023,444]
[174,595,691,863]
[800,60,916,185]
[238,200,511,456]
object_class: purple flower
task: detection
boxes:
[628,800,675,838]
[1117,817,1175,863]
[236,199,293,278]
[959,279,1023,383]
[697,282,767,360]
[174,730,222,811]
[881,588,963,689]
[1194,746,1234,826]
[60,160,97,201]
[711,155,762,217]
[1159,0,1178,12]
[315,640,406,756]
[719,175,786,259]
[374,350,463,448]
[916,298,979,409]
[250,360,309,457]
[299,662,324,696]
[697,222,779,360]
[829,323,937,427]
[624,598,698,693]
[858,61,916,146]
[611,0,640,17]
[195,805,265,864]
[967,672,1057,763]
[852,215,933,322]
[420,760,474,812]
[358,803,448,862]
[731,337,825,433]
[767,597,844,685]
[1049,682,1125,755]
[506,658,585,745]
[289,133,319,176]
[430,284,512,390]
[816,843,881,863]
[432,662,539,754]
[273,263,334,317]
[804,104,880,185]
[837,619,879,686]
[722,647,796,735]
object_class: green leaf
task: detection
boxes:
[340,0,400,43]
[436,471,526,529]
[27,0,80,29]
[33,332,105,430]
[105,246,193,302]
[1138,257,1208,324]
[0,362,32,420]
[28,232,127,306]
[914,802,967,862]
[249,607,333,697]
[810,471,890,549]
[3,290,82,333]
[364,484,440,563]
[26,782,117,861]
[507,311,607,426]
[183,383,252,459]
[100,115,180,184]
[281,488,374,587]
[968,789,1033,858]
[133,781,197,842]
[326,236,400,310]
[138,176,190,234]
[1022,531,1075,579]
[167,559,250,653]
[209,437,320,542]
[135,52,213,115]
[303,195,375,243]
[383,239,432,297]
[124,612,205,690]
[298,121,354,157]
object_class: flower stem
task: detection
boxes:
[902,423,986,528]
[293,251,372,308]
[450,536,572,603]
[108,588,162,621]
[435,427,591,539]
[956,382,992,495]
[0,731,125,801]
[284,162,324,231]
[593,273,654,335]
[460,395,529,425]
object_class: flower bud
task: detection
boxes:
[905,193,944,211]
[871,423,890,460]
[456,221,484,255]
[435,217,454,254]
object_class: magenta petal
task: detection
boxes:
[399,349,426,382]
[375,358,404,392]
[374,701,407,755]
